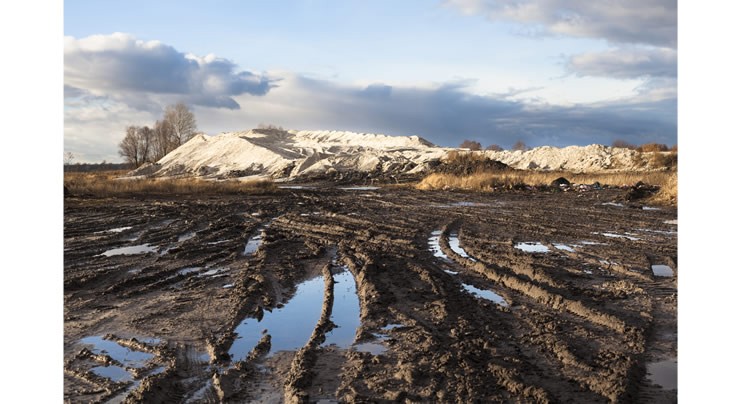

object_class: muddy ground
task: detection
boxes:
[64,185,677,403]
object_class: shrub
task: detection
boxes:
[459,140,482,151]
[486,144,503,151]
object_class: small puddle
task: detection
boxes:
[243,233,263,256]
[80,336,154,368]
[599,232,640,241]
[449,232,477,261]
[100,244,158,257]
[601,202,624,207]
[322,268,361,349]
[646,358,677,390]
[554,244,576,252]
[664,219,678,225]
[338,186,380,191]
[96,226,133,234]
[642,206,661,211]
[198,267,229,278]
[515,242,550,253]
[177,267,202,276]
[90,365,133,382]
[229,275,325,362]
[651,264,674,277]
[278,185,315,190]
[428,230,450,260]
[223,284,234,289]
[353,324,402,355]
[178,232,196,242]
[461,283,508,306]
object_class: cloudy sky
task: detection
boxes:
[64,0,677,162]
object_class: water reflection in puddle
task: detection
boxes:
[101,244,158,257]
[601,202,624,207]
[91,365,133,382]
[278,185,315,190]
[178,232,196,242]
[96,226,133,234]
[449,233,477,261]
[427,230,450,260]
[353,325,403,355]
[80,336,154,368]
[554,244,576,252]
[322,268,361,349]
[462,284,508,306]
[243,233,263,256]
[599,232,640,241]
[646,359,677,390]
[229,275,325,362]
[515,242,550,253]
[651,265,674,277]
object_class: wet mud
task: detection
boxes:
[64,186,677,403]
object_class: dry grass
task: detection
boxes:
[416,169,677,205]
[64,171,276,196]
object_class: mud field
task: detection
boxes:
[64,186,677,403]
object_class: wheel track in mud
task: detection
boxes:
[64,188,677,403]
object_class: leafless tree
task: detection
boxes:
[138,126,154,163]
[512,140,528,151]
[163,103,197,147]
[119,126,142,167]
[459,139,482,151]
[64,151,75,165]
[151,120,175,161]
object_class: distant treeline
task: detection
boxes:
[64,162,131,173]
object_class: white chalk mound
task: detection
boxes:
[130,128,656,179]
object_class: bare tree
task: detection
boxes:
[612,139,637,150]
[512,140,528,151]
[151,120,175,161]
[138,126,154,163]
[163,103,197,147]
[459,139,482,151]
[64,151,75,165]
[119,126,142,167]
[486,144,503,151]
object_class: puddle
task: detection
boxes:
[229,275,325,362]
[636,228,677,236]
[278,185,315,190]
[444,269,459,275]
[554,244,576,252]
[353,325,401,355]
[583,269,594,274]
[461,283,508,306]
[664,219,678,225]
[646,359,677,390]
[223,284,234,289]
[96,226,133,234]
[651,264,674,277]
[428,230,450,260]
[642,206,661,211]
[243,233,263,256]
[599,232,640,241]
[206,240,229,245]
[80,336,154,368]
[338,186,380,190]
[601,202,624,207]
[449,232,477,261]
[580,240,606,246]
[322,268,361,349]
[100,244,158,257]
[177,267,202,276]
[198,267,229,278]
[90,365,133,382]
[178,232,196,242]
[514,242,550,253]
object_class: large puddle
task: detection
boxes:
[80,336,154,368]
[449,232,477,262]
[100,244,158,257]
[228,275,325,362]
[646,358,677,390]
[322,268,361,349]
[515,242,550,253]
[651,264,674,277]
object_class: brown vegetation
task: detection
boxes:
[459,139,482,151]
[416,170,677,205]
[64,171,275,197]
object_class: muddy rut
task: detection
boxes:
[64,186,677,403]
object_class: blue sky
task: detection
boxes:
[64,0,677,162]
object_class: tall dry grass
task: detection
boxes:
[64,171,276,196]
[416,170,677,204]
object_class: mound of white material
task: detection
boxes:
[131,128,654,179]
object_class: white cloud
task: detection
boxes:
[444,0,677,47]
[64,33,276,111]
[568,47,677,78]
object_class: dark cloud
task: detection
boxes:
[227,75,676,148]
[445,0,677,47]
[567,47,676,79]
[64,33,277,110]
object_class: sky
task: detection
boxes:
[64,0,677,162]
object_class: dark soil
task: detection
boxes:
[64,185,677,403]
